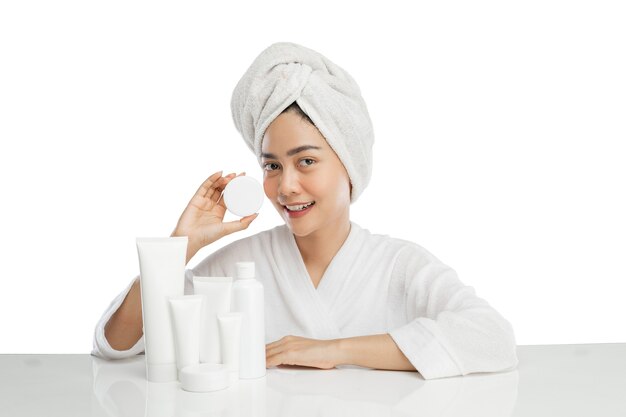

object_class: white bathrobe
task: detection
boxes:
[92,222,518,380]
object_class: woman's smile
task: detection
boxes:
[283,201,316,218]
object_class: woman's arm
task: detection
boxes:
[336,334,415,371]
[265,334,415,371]
[104,171,257,350]
[104,279,144,351]
[104,236,200,351]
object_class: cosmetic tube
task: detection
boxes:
[192,276,233,363]
[218,312,243,375]
[136,237,187,382]
[169,295,204,376]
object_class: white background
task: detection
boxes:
[1,0,624,353]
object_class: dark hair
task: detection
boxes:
[281,101,315,126]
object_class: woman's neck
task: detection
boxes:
[293,215,352,268]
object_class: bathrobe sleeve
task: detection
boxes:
[388,245,519,380]
[91,270,196,360]
[91,275,145,359]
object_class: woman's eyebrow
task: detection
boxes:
[261,145,322,159]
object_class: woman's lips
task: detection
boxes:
[283,202,315,218]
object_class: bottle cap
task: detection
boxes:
[179,363,229,392]
[235,262,255,279]
[223,176,264,217]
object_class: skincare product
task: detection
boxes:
[169,295,203,376]
[179,363,229,393]
[192,276,233,363]
[136,237,187,382]
[223,176,264,217]
[217,312,243,375]
[231,262,266,379]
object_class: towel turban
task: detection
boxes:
[230,42,374,203]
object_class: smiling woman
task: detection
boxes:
[261,109,351,250]
[92,42,518,380]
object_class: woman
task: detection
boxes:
[93,42,518,379]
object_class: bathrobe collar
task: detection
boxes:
[274,221,365,339]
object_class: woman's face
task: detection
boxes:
[261,111,351,238]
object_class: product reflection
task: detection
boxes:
[92,358,518,417]
[91,356,267,417]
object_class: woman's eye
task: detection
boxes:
[299,158,315,167]
[263,162,280,171]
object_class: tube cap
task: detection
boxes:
[180,364,230,392]
[223,176,264,217]
[235,262,255,279]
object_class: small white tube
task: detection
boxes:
[169,295,204,376]
[192,276,233,363]
[217,312,243,375]
[136,237,187,383]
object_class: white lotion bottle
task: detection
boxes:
[231,262,266,379]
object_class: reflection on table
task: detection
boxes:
[91,355,518,417]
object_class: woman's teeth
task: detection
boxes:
[286,202,315,211]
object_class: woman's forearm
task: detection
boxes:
[104,279,144,350]
[336,334,415,371]
[104,234,199,352]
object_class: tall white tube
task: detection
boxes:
[192,276,233,363]
[231,262,266,379]
[169,295,204,376]
[136,237,187,382]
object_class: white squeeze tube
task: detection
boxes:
[136,237,187,383]
[218,312,243,378]
[231,262,266,379]
[169,295,204,376]
[192,276,233,363]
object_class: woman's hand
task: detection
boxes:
[266,334,416,371]
[265,336,341,370]
[171,171,258,261]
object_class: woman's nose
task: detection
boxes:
[278,167,301,197]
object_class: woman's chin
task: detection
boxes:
[284,218,316,237]
[286,223,311,237]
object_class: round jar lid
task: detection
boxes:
[223,176,264,217]
[179,363,230,392]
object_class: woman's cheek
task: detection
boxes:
[263,178,275,199]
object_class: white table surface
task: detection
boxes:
[1,344,625,416]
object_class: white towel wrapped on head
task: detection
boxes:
[230,42,375,203]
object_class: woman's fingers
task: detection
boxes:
[266,335,291,351]
[265,339,286,358]
[266,346,290,368]
[190,171,237,210]
[220,213,258,236]
[265,336,337,369]
[266,336,299,367]
[193,171,223,199]
[209,173,236,203]
[215,172,246,208]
